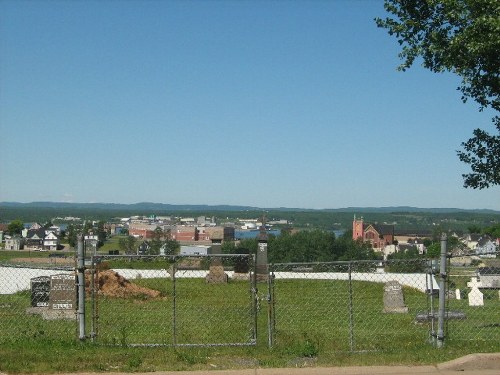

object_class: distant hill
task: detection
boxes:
[0,201,498,214]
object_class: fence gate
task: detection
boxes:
[90,254,256,347]
[268,260,439,352]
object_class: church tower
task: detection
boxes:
[352,215,364,241]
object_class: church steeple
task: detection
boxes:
[352,215,364,240]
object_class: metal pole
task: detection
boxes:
[77,234,86,340]
[436,233,447,348]
[428,259,435,344]
[267,265,274,348]
[348,262,354,351]
[172,261,177,346]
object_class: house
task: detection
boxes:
[29,223,43,230]
[477,267,500,288]
[138,241,151,255]
[25,228,60,251]
[462,233,481,251]
[25,229,46,250]
[352,216,394,250]
[47,225,61,235]
[44,231,59,251]
[475,236,497,257]
[407,238,427,255]
[5,236,23,250]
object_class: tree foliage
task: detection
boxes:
[386,246,428,272]
[376,0,500,188]
[482,222,500,238]
[457,120,500,188]
[227,230,379,263]
[118,235,138,255]
[66,224,78,248]
[7,220,24,235]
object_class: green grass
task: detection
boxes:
[97,235,124,253]
[0,250,49,262]
[1,273,499,373]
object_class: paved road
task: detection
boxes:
[3,353,497,375]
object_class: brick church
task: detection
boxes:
[352,216,394,250]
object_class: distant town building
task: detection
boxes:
[352,216,394,250]
[5,236,23,250]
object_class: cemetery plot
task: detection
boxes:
[0,266,77,345]
[446,272,500,345]
[269,262,435,352]
[91,255,256,347]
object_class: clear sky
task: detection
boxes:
[1,0,499,210]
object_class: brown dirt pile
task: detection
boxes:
[86,270,161,299]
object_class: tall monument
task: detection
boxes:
[255,215,269,282]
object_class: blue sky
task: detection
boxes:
[1,0,499,210]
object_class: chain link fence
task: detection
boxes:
[268,259,438,352]
[1,252,499,352]
[0,262,77,345]
[445,253,500,347]
[89,254,256,347]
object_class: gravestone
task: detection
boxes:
[49,274,76,310]
[30,276,50,307]
[205,264,228,283]
[467,277,484,306]
[455,288,461,300]
[232,250,250,281]
[383,280,408,313]
[206,239,228,283]
[255,227,269,282]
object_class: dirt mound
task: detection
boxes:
[86,270,161,299]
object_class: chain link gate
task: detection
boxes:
[89,254,257,347]
[267,259,439,352]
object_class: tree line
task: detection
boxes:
[222,230,379,264]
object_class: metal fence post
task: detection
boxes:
[348,262,354,351]
[437,233,447,348]
[428,259,436,344]
[267,268,273,348]
[77,234,86,340]
[172,260,177,346]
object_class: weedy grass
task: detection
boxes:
[0,275,499,373]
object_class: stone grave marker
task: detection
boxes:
[467,277,484,306]
[49,274,76,310]
[205,264,228,283]
[206,240,228,283]
[455,288,461,300]
[383,280,408,313]
[30,276,50,307]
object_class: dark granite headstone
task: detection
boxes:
[30,276,50,307]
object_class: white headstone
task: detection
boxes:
[467,277,484,306]
[455,288,461,300]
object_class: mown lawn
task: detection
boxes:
[0,272,499,373]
